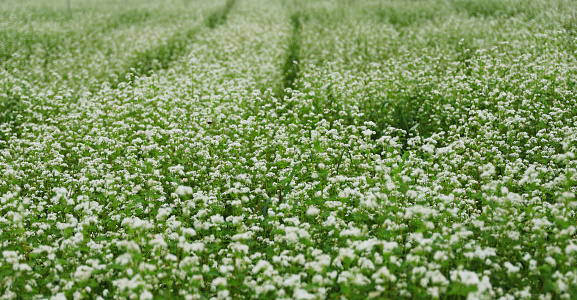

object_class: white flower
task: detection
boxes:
[467,276,493,300]
[51,187,69,204]
[210,214,225,224]
[2,251,18,264]
[157,207,172,221]
[74,265,94,282]
[480,163,495,178]
[284,274,301,287]
[451,270,480,286]
[306,206,320,217]
[252,260,273,274]
[211,277,227,291]
[340,227,361,237]
[504,262,520,275]
[50,293,67,300]
[17,263,32,272]
[149,235,167,248]
[293,288,315,300]
[181,227,197,237]
[565,244,577,255]
[232,231,253,241]
[175,185,193,196]
[140,291,153,300]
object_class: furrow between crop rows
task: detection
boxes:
[278,11,302,99]
[205,0,237,29]
[111,0,239,87]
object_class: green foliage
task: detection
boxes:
[370,0,452,28]
[454,0,544,19]
[0,94,22,142]
[1,0,577,299]
[280,12,302,97]
[113,27,199,85]
[98,9,151,33]
[205,0,237,28]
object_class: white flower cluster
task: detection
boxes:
[0,0,576,299]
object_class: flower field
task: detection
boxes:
[1,0,577,298]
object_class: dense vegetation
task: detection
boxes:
[1,0,576,298]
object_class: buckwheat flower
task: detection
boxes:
[335,248,357,266]
[196,209,208,219]
[358,257,375,270]
[404,205,437,220]
[464,274,493,300]
[51,187,69,204]
[140,291,153,300]
[232,231,254,241]
[175,185,193,196]
[74,265,94,282]
[113,275,144,293]
[283,226,300,243]
[115,253,133,266]
[157,207,172,221]
[305,254,331,273]
[2,251,18,264]
[565,244,577,255]
[514,287,532,299]
[211,214,225,224]
[217,290,230,299]
[504,262,520,275]
[422,144,435,154]
[337,271,354,284]
[121,217,134,228]
[306,206,320,217]
[211,277,227,291]
[450,270,480,286]
[284,274,302,287]
[340,227,362,237]
[312,274,323,285]
[230,243,249,254]
[360,193,378,209]
[50,293,67,300]
[480,163,495,178]
[150,235,167,248]
[464,247,496,260]
[311,130,319,140]
[252,260,273,274]
[73,289,82,300]
[427,287,440,298]
[168,165,185,175]
[132,217,152,230]
[132,185,143,193]
[16,263,32,272]
[545,256,557,267]
[181,227,197,237]
[362,128,375,136]
[293,288,315,300]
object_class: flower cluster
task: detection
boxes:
[1,0,576,298]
